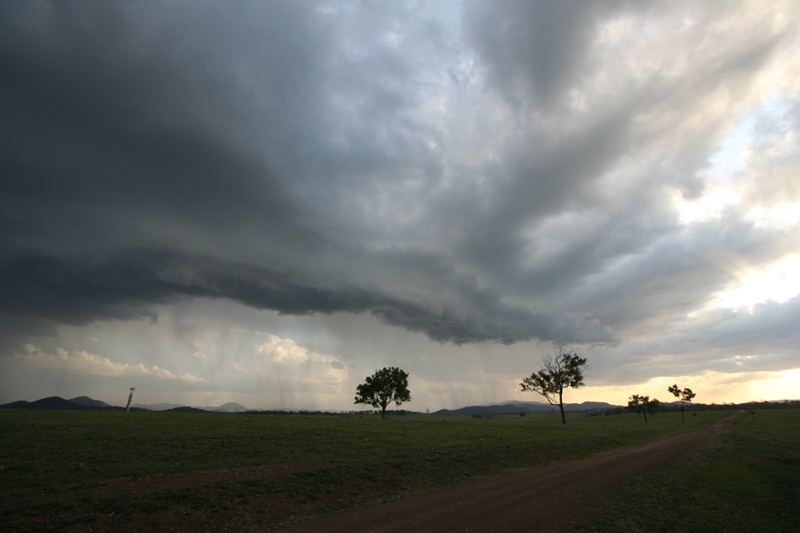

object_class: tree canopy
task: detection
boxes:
[668,384,697,422]
[354,367,411,419]
[627,394,660,422]
[520,345,587,424]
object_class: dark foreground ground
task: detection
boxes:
[278,414,741,532]
[3,411,763,532]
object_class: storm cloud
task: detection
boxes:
[1,1,798,408]
[0,1,617,347]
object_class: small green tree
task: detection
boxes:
[520,345,587,425]
[627,394,660,422]
[354,367,411,419]
[667,384,696,422]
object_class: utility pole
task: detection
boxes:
[125,387,135,412]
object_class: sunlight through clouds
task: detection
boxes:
[572,368,800,406]
[710,254,800,311]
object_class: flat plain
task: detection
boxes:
[0,408,795,531]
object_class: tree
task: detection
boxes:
[354,367,411,419]
[668,384,696,422]
[520,345,587,425]
[628,394,660,422]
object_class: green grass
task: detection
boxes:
[0,409,730,490]
[578,409,800,532]
[0,409,763,530]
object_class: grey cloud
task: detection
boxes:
[1,0,797,398]
[0,1,320,259]
[0,1,619,350]
[463,0,631,110]
[454,0,798,337]
[586,295,800,384]
[562,209,800,334]
[0,248,617,348]
[689,297,800,355]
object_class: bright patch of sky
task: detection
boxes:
[708,117,754,179]
[710,254,800,311]
[675,95,799,313]
[747,202,800,228]
[674,116,752,224]
[675,96,797,226]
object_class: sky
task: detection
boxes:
[1,0,799,411]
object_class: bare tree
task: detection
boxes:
[520,345,587,425]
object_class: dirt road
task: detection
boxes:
[280,415,740,532]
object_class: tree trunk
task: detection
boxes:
[643,411,648,423]
[558,388,566,424]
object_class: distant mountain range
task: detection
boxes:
[0,396,249,413]
[0,397,616,414]
[6,397,792,414]
[433,400,621,416]
[0,396,119,411]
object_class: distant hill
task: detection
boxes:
[0,396,251,412]
[206,402,248,413]
[135,402,250,412]
[498,400,620,411]
[69,396,113,408]
[164,406,209,413]
[0,396,131,411]
[1,396,94,410]
[433,400,620,416]
[132,402,184,411]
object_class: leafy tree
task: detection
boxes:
[520,345,587,425]
[354,367,411,419]
[668,384,696,422]
[628,394,660,422]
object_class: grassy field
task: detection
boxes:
[0,408,791,530]
[578,408,800,532]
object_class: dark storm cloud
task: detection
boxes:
[0,1,319,254]
[0,248,617,347]
[1,0,797,375]
[0,1,621,349]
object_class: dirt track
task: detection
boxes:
[280,414,741,532]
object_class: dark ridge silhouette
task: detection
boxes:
[0,396,131,411]
[69,396,112,408]
[207,402,249,413]
[163,406,212,413]
[0,400,34,409]
[434,401,620,416]
[0,396,83,410]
